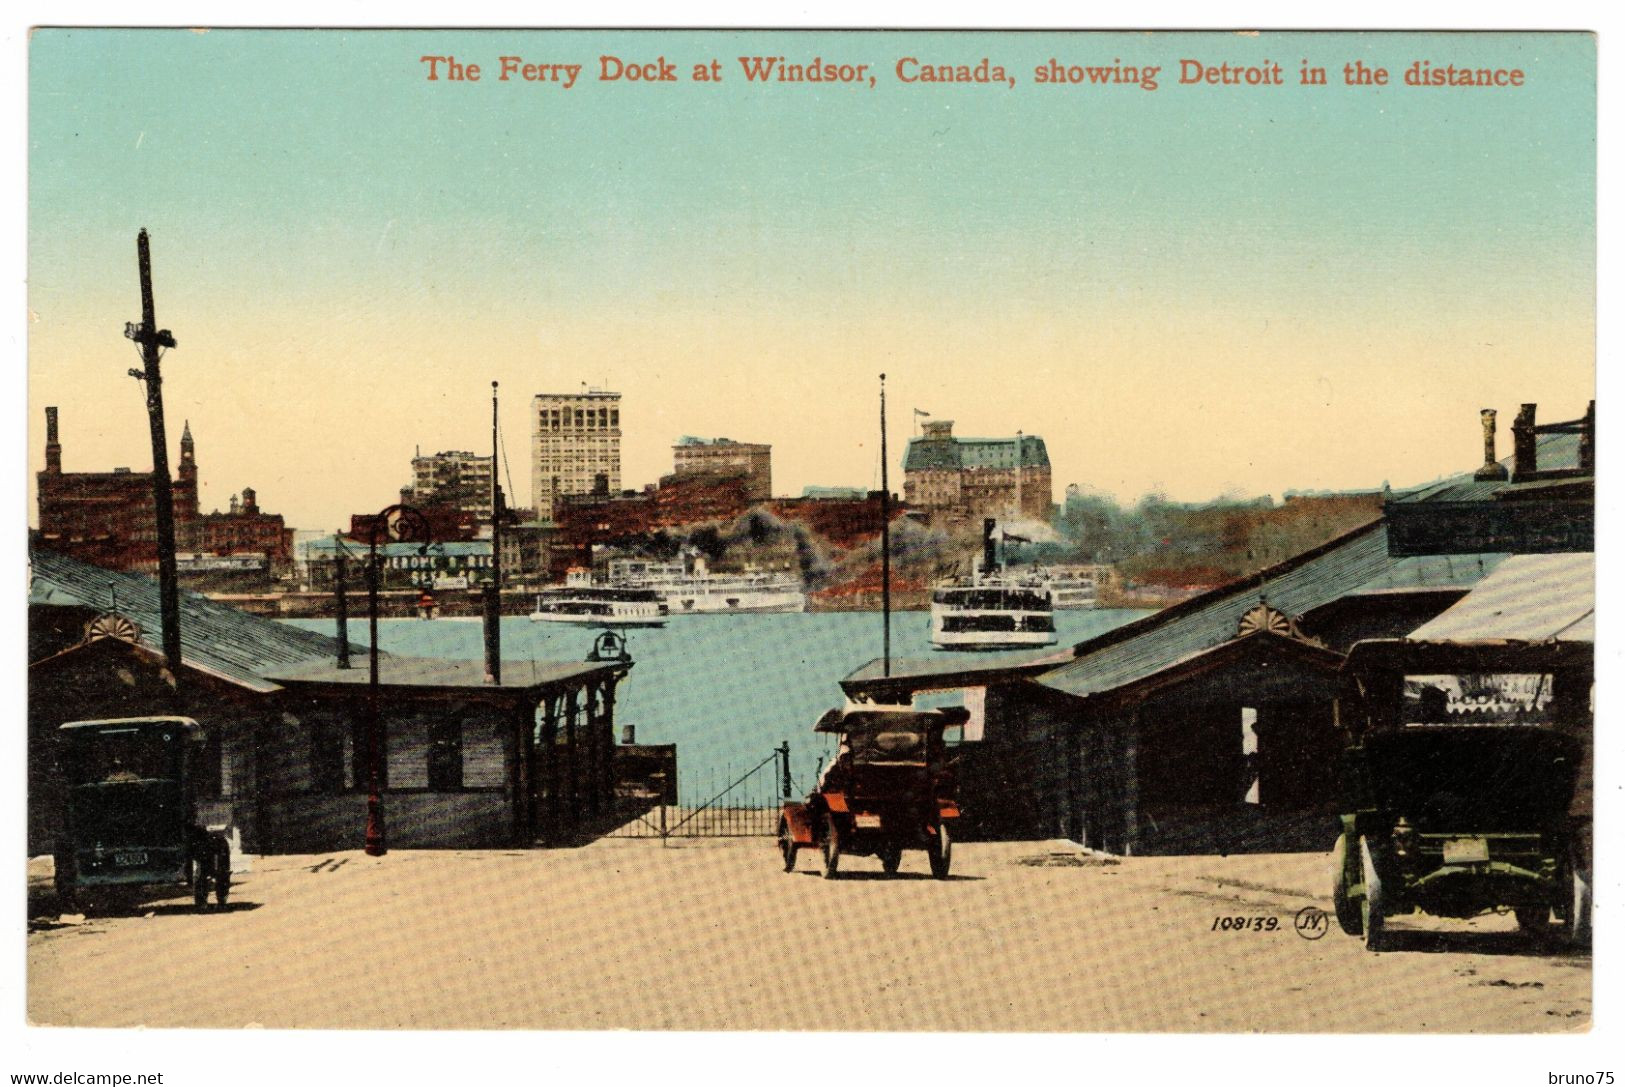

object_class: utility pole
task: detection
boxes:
[492,381,502,593]
[485,381,503,685]
[124,229,182,679]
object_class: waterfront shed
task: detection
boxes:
[28,546,630,855]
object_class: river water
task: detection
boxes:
[285,609,1149,798]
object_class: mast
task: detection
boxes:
[491,380,502,591]
[486,380,503,684]
[125,229,183,680]
[880,373,891,677]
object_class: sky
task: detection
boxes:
[26,29,1596,531]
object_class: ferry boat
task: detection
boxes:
[930,522,1057,650]
[1035,564,1106,609]
[529,572,668,627]
[607,554,806,614]
[929,576,1057,650]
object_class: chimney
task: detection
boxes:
[1473,409,1509,481]
[44,407,61,474]
[981,517,998,576]
[1510,403,1538,482]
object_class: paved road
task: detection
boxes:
[27,839,1590,1031]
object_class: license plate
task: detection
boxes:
[114,851,148,867]
[855,813,882,829]
[1442,838,1490,864]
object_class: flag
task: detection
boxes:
[913,408,930,417]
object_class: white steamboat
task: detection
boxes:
[529,570,668,628]
[608,554,806,614]
[930,522,1057,650]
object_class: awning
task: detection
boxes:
[1406,553,1593,644]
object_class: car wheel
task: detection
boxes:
[1514,907,1550,934]
[1331,833,1363,936]
[214,849,231,908]
[53,852,77,913]
[928,822,952,880]
[777,817,798,873]
[193,865,210,911]
[1569,857,1592,950]
[1359,836,1388,952]
[819,814,841,879]
[879,840,902,875]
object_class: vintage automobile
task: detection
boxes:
[777,704,967,879]
[1330,724,1588,951]
[53,716,233,912]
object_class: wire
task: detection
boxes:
[499,415,519,514]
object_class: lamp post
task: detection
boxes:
[361,504,431,857]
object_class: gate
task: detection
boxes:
[610,742,794,839]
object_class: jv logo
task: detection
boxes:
[1294,906,1329,940]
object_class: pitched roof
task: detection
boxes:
[841,646,1075,699]
[1343,552,1511,594]
[1406,552,1593,644]
[1036,520,1397,699]
[265,656,624,691]
[903,433,1051,472]
[29,546,347,692]
[1389,432,1582,505]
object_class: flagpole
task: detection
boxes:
[880,374,891,678]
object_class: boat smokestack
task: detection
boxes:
[1473,408,1509,481]
[982,518,998,576]
[482,581,501,684]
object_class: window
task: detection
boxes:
[428,718,463,790]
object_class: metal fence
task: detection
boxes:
[610,743,792,839]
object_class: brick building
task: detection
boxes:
[36,406,201,572]
[408,449,494,520]
[36,407,296,582]
[903,419,1052,523]
[672,437,772,502]
[766,492,898,551]
[531,389,622,514]
[190,487,295,576]
[551,474,756,578]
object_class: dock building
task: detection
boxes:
[29,546,630,856]
[845,402,1593,855]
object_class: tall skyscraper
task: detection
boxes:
[531,388,622,514]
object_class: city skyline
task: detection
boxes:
[28,29,1595,531]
